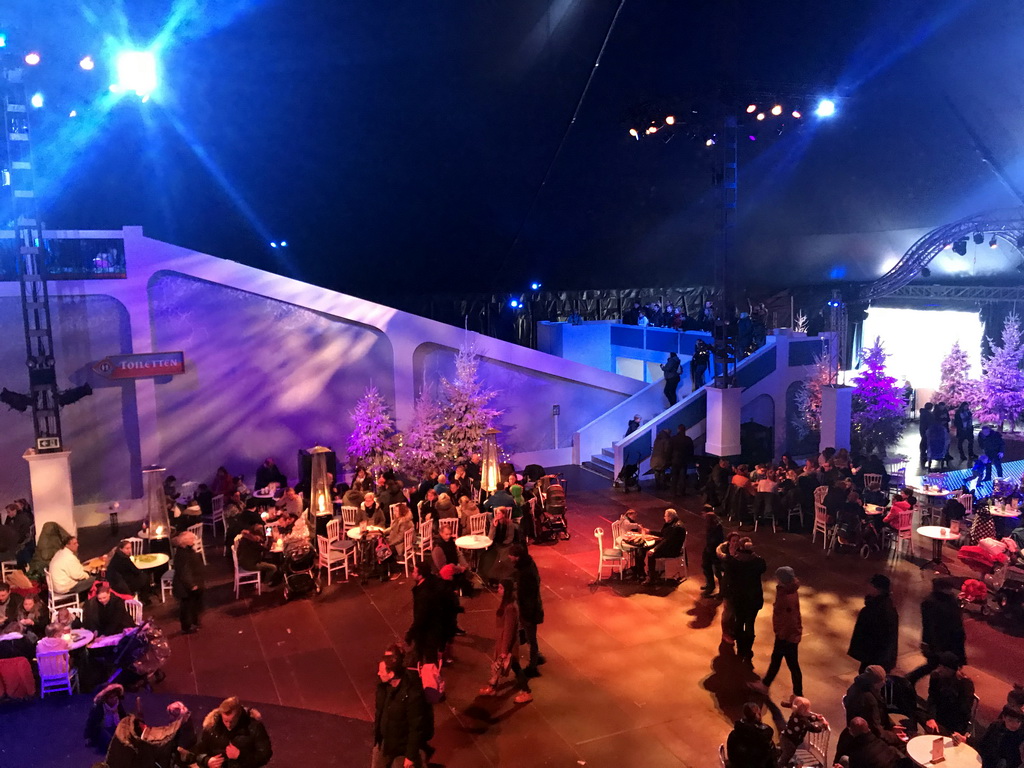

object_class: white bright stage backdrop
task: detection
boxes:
[859,307,983,395]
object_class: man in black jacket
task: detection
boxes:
[726,701,777,768]
[906,579,967,686]
[669,425,695,497]
[235,526,279,586]
[511,545,545,676]
[727,537,767,662]
[406,563,452,664]
[172,531,205,635]
[978,425,1005,480]
[195,696,272,768]
[641,509,687,584]
[834,717,912,768]
[83,584,135,636]
[373,654,430,768]
[253,458,287,491]
[106,539,150,602]
[848,574,900,673]
[661,352,682,406]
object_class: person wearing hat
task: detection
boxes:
[172,531,205,635]
[848,574,900,673]
[923,652,975,736]
[844,665,906,746]
[758,566,803,706]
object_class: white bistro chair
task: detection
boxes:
[317,535,354,585]
[811,503,830,549]
[416,519,434,561]
[398,527,417,577]
[125,598,143,625]
[44,569,80,615]
[37,649,78,697]
[231,541,262,598]
[186,523,206,565]
[206,494,226,537]
[468,513,488,537]
[124,537,144,557]
[438,517,459,537]
[594,527,626,581]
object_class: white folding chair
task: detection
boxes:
[594,527,626,581]
[416,519,434,561]
[124,537,144,557]
[37,648,79,697]
[44,569,80,614]
[793,725,831,768]
[160,570,174,603]
[66,606,83,622]
[187,523,206,565]
[958,493,974,515]
[811,504,829,549]
[862,473,883,490]
[317,535,353,585]
[439,517,459,537]
[2,560,20,581]
[398,527,417,577]
[468,513,488,536]
[786,505,804,531]
[125,597,143,625]
[326,518,357,557]
[206,494,226,537]
[340,506,361,531]
[813,485,828,505]
[888,508,914,562]
[231,541,261,598]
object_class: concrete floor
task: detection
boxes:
[64,465,1024,767]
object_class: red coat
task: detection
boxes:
[772,581,802,644]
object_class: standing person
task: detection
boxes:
[172,531,205,635]
[848,574,900,673]
[661,352,681,406]
[406,562,447,664]
[919,402,935,464]
[907,579,967,687]
[625,414,642,437]
[954,402,976,463]
[758,567,803,706]
[372,653,430,768]
[701,512,725,596]
[717,532,742,646]
[510,544,544,676]
[669,424,695,497]
[649,429,672,491]
[691,340,710,391]
[478,579,532,704]
[727,538,767,663]
[978,425,1005,479]
[195,696,272,768]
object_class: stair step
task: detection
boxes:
[589,455,614,472]
[582,461,614,480]
[601,448,614,458]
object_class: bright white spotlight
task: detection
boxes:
[30,92,43,108]
[24,52,40,66]
[628,128,638,138]
[746,104,756,113]
[665,115,675,125]
[69,110,78,118]
[530,282,541,290]
[79,56,95,71]
[270,242,278,248]
[815,98,836,117]
[756,112,765,121]
[280,241,288,247]
[705,138,715,146]
[771,105,782,116]
[509,299,520,309]
[112,50,158,100]
[791,110,802,119]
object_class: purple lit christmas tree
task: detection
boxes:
[852,337,906,454]
[348,385,397,475]
[399,385,449,477]
[933,341,979,410]
[979,312,1024,431]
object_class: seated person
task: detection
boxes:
[726,701,778,768]
[641,509,686,584]
[275,486,303,518]
[35,623,71,654]
[224,500,264,549]
[836,491,865,540]
[361,492,386,527]
[845,666,905,746]
[457,495,481,533]
[49,536,96,595]
[235,525,280,585]
[921,652,975,736]
[0,580,21,622]
[431,524,473,593]
[381,504,416,581]
[956,705,1024,768]
[434,492,456,522]
[433,474,450,497]
[83,584,135,636]
[882,489,915,530]
[254,457,287,491]
[417,489,438,524]
[862,481,889,509]
[834,717,912,768]
[105,539,150,601]
[618,508,644,534]
[3,592,48,642]
[483,484,515,512]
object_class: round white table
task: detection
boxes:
[455,534,492,550]
[917,525,959,573]
[65,628,95,651]
[865,504,887,516]
[347,525,386,540]
[906,735,980,768]
[131,553,170,570]
[989,507,1021,518]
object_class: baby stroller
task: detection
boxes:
[105,622,171,691]
[282,539,321,600]
[536,482,570,541]
[958,542,1024,621]
[617,463,640,493]
[829,512,882,558]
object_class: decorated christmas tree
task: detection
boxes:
[932,342,979,409]
[851,337,906,454]
[347,385,397,475]
[791,353,833,441]
[439,343,502,460]
[979,312,1024,431]
[398,386,450,477]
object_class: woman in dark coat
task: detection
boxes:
[701,512,725,595]
[954,402,976,462]
[848,574,900,673]
[650,429,672,490]
[106,539,149,600]
[171,531,205,635]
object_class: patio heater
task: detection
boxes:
[480,428,501,498]
[143,465,170,542]
[307,445,333,542]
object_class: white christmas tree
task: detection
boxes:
[794,311,808,333]
[399,387,449,477]
[439,343,502,461]
[979,312,1024,431]
[347,385,398,474]
[791,353,833,441]
[932,342,980,409]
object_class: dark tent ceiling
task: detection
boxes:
[8,0,1024,301]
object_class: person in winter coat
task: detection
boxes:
[716,532,743,645]
[978,425,1005,479]
[845,665,905,746]
[640,509,687,584]
[954,403,977,462]
[726,701,778,768]
[478,579,532,703]
[106,539,150,601]
[726,537,767,662]
[906,579,967,686]
[923,652,976,736]
[105,701,196,768]
[373,653,430,768]
[194,697,271,768]
[650,429,672,490]
[406,562,453,664]
[919,402,935,463]
[848,574,900,673]
[759,566,803,703]
[701,512,725,596]
[661,352,682,406]
[669,424,695,497]
[833,717,909,768]
[82,585,135,636]
[511,545,544,675]
[85,683,127,752]
[172,531,205,635]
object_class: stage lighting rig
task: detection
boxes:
[973,233,984,245]
[0,388,32,413]
[990,236,998,249]
[110,50,158,101]
[952,239,968,256]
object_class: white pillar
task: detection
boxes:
[706,386,742,457]
[820,385,854,452]
[24,449,76,539]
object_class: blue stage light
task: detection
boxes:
[30,93,43,108]
[509,299,520,309]
[80,56,95,71]
[815,99,836,118]
[530,282,541,290]
[270,242,278,248]
[24,52,40,66]
[111,50,158,101]
[0,33,7,48]
[279,241,288,247]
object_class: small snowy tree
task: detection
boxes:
[794,311,808,334]
[439,343,502,460]
[932,342,980,410]
[399,388,449,478]
[348,385,397,475]
[791,353,833,441]
[979,312,1024,431]
[851,337,906,454]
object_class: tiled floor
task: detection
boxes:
[71,465,1022,767]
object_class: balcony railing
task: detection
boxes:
[0,235,126,280]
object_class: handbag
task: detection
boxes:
[374,537,392,563]
[419,661,446,703]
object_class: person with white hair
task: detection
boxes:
[640,508,686,585]
[172,530,205,635]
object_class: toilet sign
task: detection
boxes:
[93,352,185,379]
